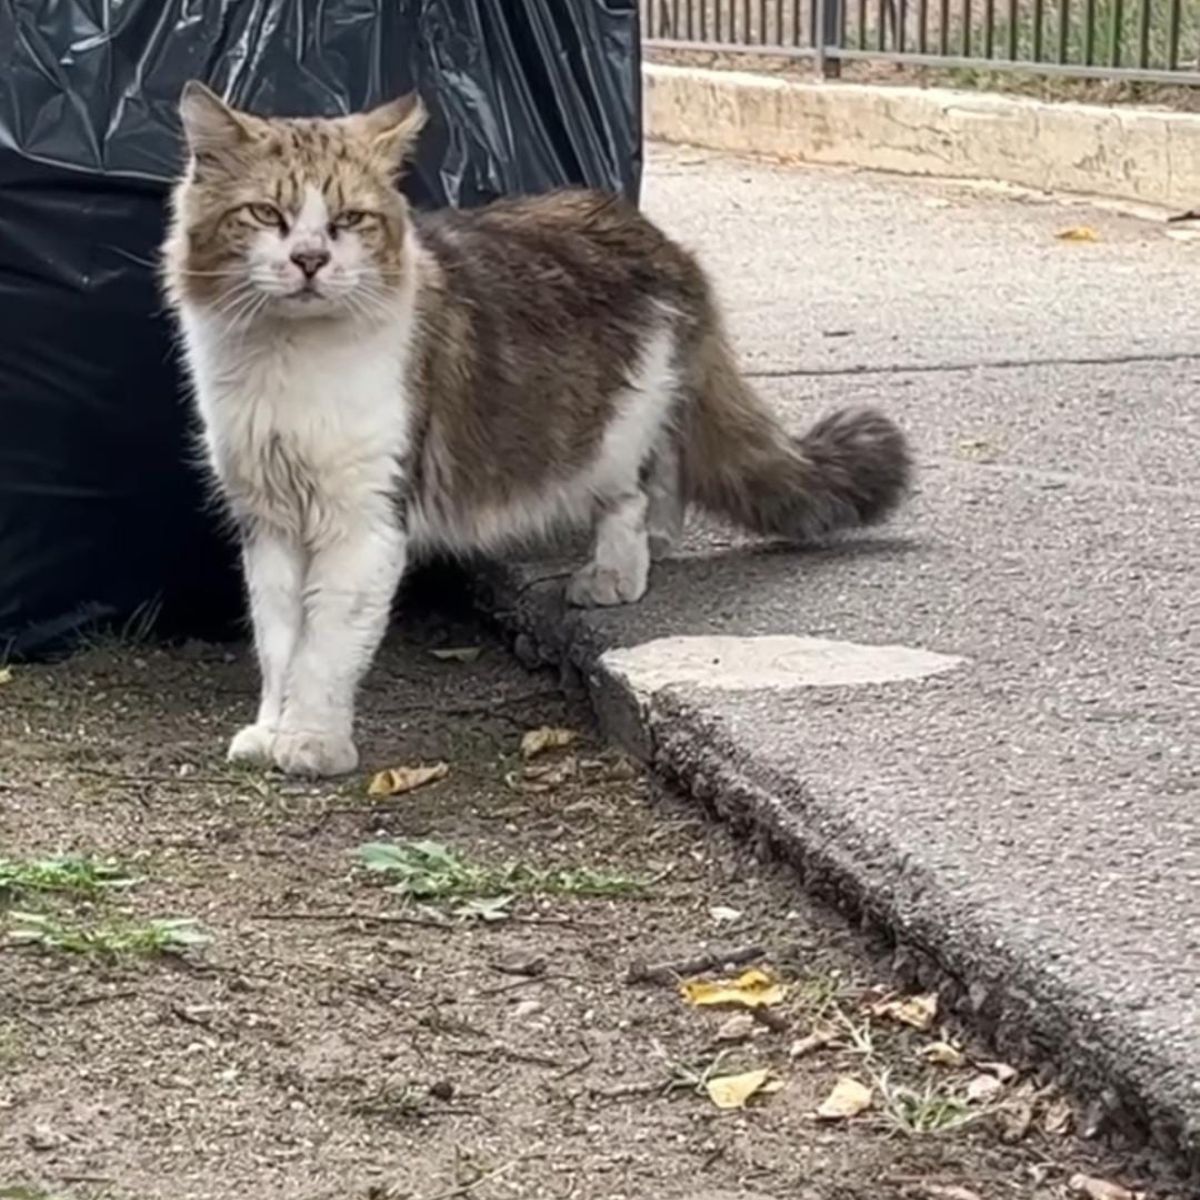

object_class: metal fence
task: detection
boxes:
[640,0,1200,84]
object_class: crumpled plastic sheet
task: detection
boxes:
[0,0,641,656]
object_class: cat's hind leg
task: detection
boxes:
[645,432,684,561]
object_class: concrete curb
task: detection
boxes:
[644,63,1200,212]
[470,559,1198,1180]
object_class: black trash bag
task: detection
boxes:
[0,0,641,658]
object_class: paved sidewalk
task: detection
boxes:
[472,147,1200,1169]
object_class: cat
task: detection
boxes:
[162,82,911,778]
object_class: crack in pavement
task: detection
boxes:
[745,349,1200,379]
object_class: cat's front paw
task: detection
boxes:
[566,562,648,607]
[273,729,359,778]
[227,723,277,766]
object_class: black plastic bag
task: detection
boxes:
[0,0,641,657]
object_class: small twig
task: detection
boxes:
[451,1043,569,1070]
[553,1052,594,1081]
[1167,208,1200,223]
[626,943,766,986]
[252,910,451,931]
[587,1079,666,1102]
[418,1152,530,1200]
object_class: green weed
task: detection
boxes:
[7,912,209,957]
[0,855,135,899]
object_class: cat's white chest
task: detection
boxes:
[182,312,411,542]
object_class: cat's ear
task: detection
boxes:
[359,93,427,164]
[179,81,262,157]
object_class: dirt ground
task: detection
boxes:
[0,588,1176,1200]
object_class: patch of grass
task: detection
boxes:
[0,855,135,899]
[794,969,854,1020]
[875,1069,984,1136]
[7,912,209,957]
[357,840,646,901]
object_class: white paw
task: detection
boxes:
[566,562,648,607]
[273,730,359,778]
[227,724,277,766]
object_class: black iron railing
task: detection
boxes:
[641,0,1200,84]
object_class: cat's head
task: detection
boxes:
[164,83,426,322]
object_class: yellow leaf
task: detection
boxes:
[872,992,938,1030]
[1068,1175,1136,1200]
[920,1040,965,1068]
[705,1068,781,1110]
[0,666,10,684]
[430,646,483,663]
[367,762,449,797]
[681,968,786,1009]
[1056,226,1100,242]
[815,1076,873,1120]
[520,726,579,759]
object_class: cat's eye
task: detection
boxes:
[331,210,370,231]
[246,203,287,230]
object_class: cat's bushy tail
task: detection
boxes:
[680,333,911,540]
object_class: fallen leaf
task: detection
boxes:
[956,436,998,461]
[367,762,450,797]
[789,1025,839,1058]
[1042,1097,1073,1135]
[0,666,10,684]
[1056,225,1100,242]
[430,646,483,663]
[681,968,786,1009]
[920,1040,965,1068]
[977,1059,1018,1082]
[520,726,579,759]
[709,905,742,923]
[714,1014,758,1042]
[872,992,938,1030]
[966,1072,1004,1104]
[923,1187,984,1200]
[1068,1175,1135,1200]
[705,1068,781,1110]
[815,1076,873,1120]
[997,1099,1034,1142]
[504,756,577,794]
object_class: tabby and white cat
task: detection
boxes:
[162,83,910,778]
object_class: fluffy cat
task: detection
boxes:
[162,83,910,778]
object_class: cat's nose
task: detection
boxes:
[291,248,331,279]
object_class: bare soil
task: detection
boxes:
[0,591,1175,1199]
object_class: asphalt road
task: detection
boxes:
[472,145,1200,1172]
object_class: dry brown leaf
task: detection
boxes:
[920,1040,965,1068]
[966,1072,1004,1104]
[1068,1175,1136,1200]
[367,761,449,797]
[977,1059,1018,1083]
[681,968,786,1010]
[714,1014,758,1043]
[1042,1097,1073,1135]
[815,1076,872,1120]
[872,992,938,1030]
[998,1099,1034,1142]
[430,646,483,663]
[1056,226,1100,242]
[520,726,579,759]
[789,1025,839,1058]
[705,1068,781,1110]
[505,756,577,794]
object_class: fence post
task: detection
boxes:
[815,0,843,77]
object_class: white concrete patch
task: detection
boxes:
[600,634,964,695]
